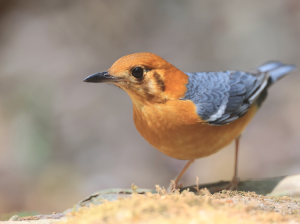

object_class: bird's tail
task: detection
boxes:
[257,61,297,85]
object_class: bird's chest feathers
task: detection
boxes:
[132,100,257,160]
[133,100,201,133]
[133,100,204,155]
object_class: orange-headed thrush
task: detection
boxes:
[84,52,296,190]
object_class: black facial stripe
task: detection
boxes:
[153,72,165,92]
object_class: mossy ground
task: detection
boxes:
[61,186,300,224]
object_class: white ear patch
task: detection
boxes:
[147,78,156,95]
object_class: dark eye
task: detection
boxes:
[132,67,144,78]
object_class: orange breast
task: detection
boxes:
[133,100,258,160]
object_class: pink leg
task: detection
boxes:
[210,135,241,192]
[168,159,195,192]
[229,135,241,189]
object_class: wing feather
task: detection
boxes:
[181,60,295,126]
[182,70,266,125]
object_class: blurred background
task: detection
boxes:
[0,0,300,215]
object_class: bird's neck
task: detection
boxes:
[162,67,189,100]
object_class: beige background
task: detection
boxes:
[0,0,299,214]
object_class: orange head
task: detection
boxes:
[84,52,189,107]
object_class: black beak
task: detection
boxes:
[83,71,116,83]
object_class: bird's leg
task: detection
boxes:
[167,159,195,192]
[229,135,241,190]
[210,135,241,192]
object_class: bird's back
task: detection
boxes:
[182,61,296,126]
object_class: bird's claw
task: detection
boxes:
[167,180,183,192]
[209,177,239,193]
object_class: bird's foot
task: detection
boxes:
[209,177,239,193]
[167,180,183,193]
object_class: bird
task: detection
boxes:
[84,52,296,191]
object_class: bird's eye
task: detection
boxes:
[132,67,144,78]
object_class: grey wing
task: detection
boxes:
[210,70,268,125]
[182,70,268,125]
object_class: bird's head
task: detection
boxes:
[84,52,188,107]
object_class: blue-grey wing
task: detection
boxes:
[181,61,296,125]
[181,70,268,125]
